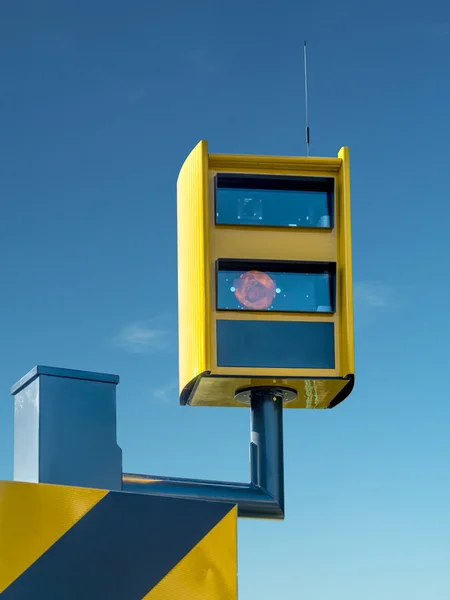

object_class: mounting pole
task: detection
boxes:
[123,387,289,519]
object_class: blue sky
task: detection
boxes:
[1,0,450,597]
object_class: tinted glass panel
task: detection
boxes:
[215,174,333,228]
[217,260,335,313]
[216,320,335,369]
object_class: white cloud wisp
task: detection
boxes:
[353,281,393,309]
[113,316,175,354]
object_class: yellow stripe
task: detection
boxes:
[0,481,107,593]
[144,506,237,600]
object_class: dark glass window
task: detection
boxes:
[216,320,335,369]
[217,260,335,313]
[215,174,334,228]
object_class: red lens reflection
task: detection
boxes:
[234,270,277,310]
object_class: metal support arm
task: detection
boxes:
[122,388,285,519]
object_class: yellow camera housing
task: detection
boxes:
[177,141,354,409]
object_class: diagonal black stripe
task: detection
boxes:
[1,491,234,600]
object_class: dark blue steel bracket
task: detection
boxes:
[122,388,287,519]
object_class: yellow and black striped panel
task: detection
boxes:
[0,481,237,600]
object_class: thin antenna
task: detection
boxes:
[303,40,310,156]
